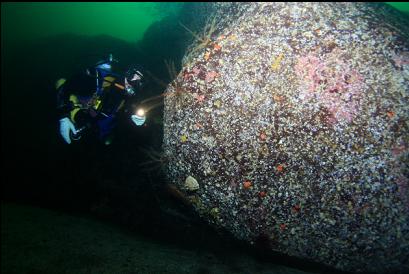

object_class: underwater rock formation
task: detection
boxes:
[163,3,409,273]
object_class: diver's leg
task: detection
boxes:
[97,116,116,145]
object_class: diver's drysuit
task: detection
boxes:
[56,59,145,145]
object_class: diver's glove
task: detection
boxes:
[59,117,77,144]
[131,114,146,126]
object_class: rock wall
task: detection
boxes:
[163,3,409,273]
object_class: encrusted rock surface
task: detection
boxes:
[163,3,409,273]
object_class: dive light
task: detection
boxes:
[136,108,145,117]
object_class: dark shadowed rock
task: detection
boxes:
[163,2,409,273]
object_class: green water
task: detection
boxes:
[387,2,409,12]
[1,2,182,47]
[2,2,407,49]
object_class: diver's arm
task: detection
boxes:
[57,102,74,120]
[56,82,79,144]
[56,78,75,119]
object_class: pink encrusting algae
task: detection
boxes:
[295,50,364,124]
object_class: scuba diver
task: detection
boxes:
[56,54,147,145]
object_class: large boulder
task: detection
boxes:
[163,3,409,273]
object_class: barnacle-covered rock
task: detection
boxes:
[164,2,409,273]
